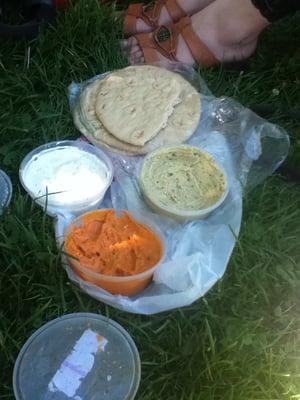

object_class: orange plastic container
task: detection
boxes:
[64,209,165,296]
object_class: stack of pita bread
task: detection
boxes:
[73,65,201,155]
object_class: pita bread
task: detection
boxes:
[73,65,201,155]
[78,79,143,155]
[95,69,181,146]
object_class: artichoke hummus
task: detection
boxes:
[140,146,227,213]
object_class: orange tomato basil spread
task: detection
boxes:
[65,210,163,276]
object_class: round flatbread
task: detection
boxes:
[95,68,181,146]
[74,65,201,155]
[78,79,142,155]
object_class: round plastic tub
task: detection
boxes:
[13,313,141,400]
[0,169,12,215]
[139,145,229,222]
[64,209,165,296]
[19,140,113,216]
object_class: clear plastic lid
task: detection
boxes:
[0,169,12,215]
[13,313,141,400]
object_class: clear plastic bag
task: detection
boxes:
[60,62,289,315]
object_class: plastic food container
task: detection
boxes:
[13,313,141,400]
[139,145,229,221]
[64,209,165,296]
[0,169,12,215]
[19,140,113,216]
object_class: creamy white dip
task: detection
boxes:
[22,146,110,209]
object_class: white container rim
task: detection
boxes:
[19,140,114,213]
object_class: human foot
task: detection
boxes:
[123,0,270,67]
[124,0,214,36]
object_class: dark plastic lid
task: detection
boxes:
[13,313,141,400]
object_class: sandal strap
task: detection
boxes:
[124,14,140,37]
[135,28,177,63]
[124,2,163,37]
[135,16,218,67]
[141,0,186,27]
[134,31,161,63]
[141,1,165,28]
[175,16,217,67]
[124,4,144,36]
[164,0,186,22]
[127,3,144,17]
[124,0,187,37]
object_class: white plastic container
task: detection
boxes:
[19,140,113,216]
[0,169,12,215]
[139,145,229,221]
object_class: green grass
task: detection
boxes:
[0,1,300,399]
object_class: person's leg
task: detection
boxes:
[124,0,270,66]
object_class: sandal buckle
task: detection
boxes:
[155,26,171,43]
[143,2,155,13]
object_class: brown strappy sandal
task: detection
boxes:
[132,16,218,67]
[124,0,186,37]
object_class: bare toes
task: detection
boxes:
[121,38,136,50]
[130,49,144,65]
[121,39,129,50]
[124,36,138,49]
[135,50,144,60]
[131,45,142,55]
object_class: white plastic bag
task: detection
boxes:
[58,62,289,315]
